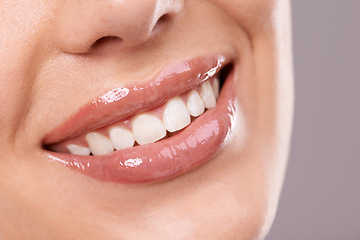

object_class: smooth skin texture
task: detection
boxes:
[0,0,293,239]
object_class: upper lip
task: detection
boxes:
[43,54,232,145]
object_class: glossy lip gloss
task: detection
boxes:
[44,55,239,184]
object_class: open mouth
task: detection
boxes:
[43,55,237,184]
[47,74,224,156]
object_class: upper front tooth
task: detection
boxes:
[109,126,135,150]
[66,144,91,156]
[212,77,220,99]
[132,113,166,145]
[186,90,205,117]
[200,81,216,109]
[85,133,114,156]
[163,97,191,132]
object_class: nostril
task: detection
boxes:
[153,13,171,31]
[90,36,122,51]
[158,14,170,24]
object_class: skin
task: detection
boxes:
[0,0,293,239]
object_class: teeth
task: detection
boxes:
[109,126,135,150]
[66,144,91,156]
[62,78,222,156]
[132,113,166,145]
[200,81,216,109]
[163,97,191,132]
[212,77,220,99]
[85,133,114,156]
[186,90,205,117]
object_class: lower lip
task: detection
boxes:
[47,71,238,184]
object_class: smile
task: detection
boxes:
[44,54,238,183]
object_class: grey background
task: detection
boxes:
[266,1,360,239]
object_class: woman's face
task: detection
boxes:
[0,0,293,239]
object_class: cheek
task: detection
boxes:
[208,0,277,34]
[0,44,32,142]
[0,1,50,142]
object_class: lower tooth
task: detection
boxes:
[85,133,114,156]
[66,144,91,156]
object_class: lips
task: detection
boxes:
[44,55,238,184]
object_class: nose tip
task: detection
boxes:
[54,0,184,53]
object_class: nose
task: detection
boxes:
[54,0,184,53]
